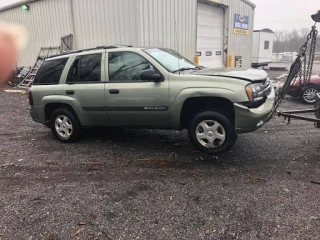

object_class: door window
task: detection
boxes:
[67,53,102,83]
[108,52,159,82]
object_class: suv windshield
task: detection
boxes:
[144,48,198,73]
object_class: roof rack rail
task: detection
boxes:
[48,50,82,59]
[48,45,129,59]
[96,44,133,48]
[96,45,121,49]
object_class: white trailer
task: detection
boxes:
[251,29,274,68]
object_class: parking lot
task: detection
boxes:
[0,86,320,239]
[267,62,320,81]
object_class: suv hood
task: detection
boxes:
[191,68,268,82]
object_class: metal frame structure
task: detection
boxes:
[18,47,60,88]
[275,11,320,125]
[277,108,320,125]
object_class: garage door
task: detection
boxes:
[197,2,224,68]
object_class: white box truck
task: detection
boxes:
[251,29,274,68]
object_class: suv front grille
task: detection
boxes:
[258,78,272,98]
[262,80,272,96]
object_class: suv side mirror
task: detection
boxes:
[140,69,162,82]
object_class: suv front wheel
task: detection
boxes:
[188,111,237,154]
[50,108,83,143]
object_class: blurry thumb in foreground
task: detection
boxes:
[0,23,27,87]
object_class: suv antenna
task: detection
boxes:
[174,20,181,75]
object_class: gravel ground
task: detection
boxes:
[0,87,320,240]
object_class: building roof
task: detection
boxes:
[241,0,256,9]
[1,0,256,12]
[0,0,39,13]
[197,0,256,8]
[253,28,274,33]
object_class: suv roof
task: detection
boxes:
[47,45,134,59]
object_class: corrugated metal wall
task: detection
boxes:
[199,0,255,69]
[72,0,140,49]
[0,0,254,69]
[226,0,255,69]
[0,0,197,66]
[138,0,197,59]
[0,0,73,66]
[72,0,197,59]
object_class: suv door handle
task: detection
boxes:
[66,90,75,95]
[109,89,120,94]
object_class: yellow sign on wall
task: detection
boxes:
[233,29,249,35]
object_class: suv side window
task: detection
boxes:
[33,58,68,85]
[67,53,102,83]
[108,52,160,82]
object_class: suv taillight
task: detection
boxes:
[28,90,33,106]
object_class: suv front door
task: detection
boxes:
[105,51,170,126]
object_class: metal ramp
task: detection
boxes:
[18,47,60,88]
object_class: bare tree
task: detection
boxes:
[299,27,311,39]
[273,30,289,53]
[274,30,290,43]
[273,28,320,53]
[289,29,300,51]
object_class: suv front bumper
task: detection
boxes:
[234,86,275,134]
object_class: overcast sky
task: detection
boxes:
[251,0,317,31]
[0,0,22,8]
[0,0,318,32]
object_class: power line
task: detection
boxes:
[257,19,312,23]
[257,17,310,21]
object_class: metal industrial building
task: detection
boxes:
[0,0,255,69]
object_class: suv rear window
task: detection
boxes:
[33,58,68,85]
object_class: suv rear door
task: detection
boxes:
[62,52,109,126]
[31,57,69,122]
[105,50,170,126]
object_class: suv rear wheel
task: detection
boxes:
[188,111,237,154]
[50,108,83,143]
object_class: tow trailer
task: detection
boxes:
[275,11,320,125]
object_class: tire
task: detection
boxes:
[50,108,83,143]
[300,85,318,104]
[188,111,237,154]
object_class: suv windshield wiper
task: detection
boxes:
[172,67,201,73]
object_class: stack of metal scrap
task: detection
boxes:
[7,67,31,87]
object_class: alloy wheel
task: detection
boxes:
[195,120,226,149]
[55,115,73,140]
[303,88,318,103]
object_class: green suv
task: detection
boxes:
[29,46,275,154]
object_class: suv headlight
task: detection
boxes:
[245,83,265,102]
